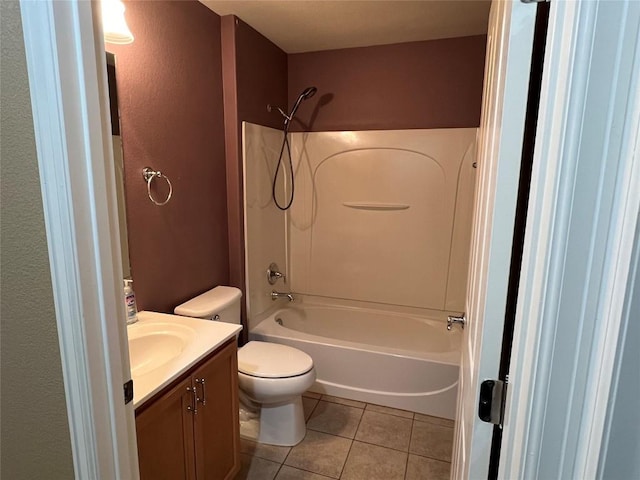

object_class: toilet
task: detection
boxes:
[175,286,315,446]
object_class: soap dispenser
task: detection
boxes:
[123,279,138,324]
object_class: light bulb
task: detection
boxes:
[102,0,134,45]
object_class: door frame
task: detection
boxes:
[500,1,640,478]
[18,0,639,478]
[19,1,138,478]
[452,1,538,477]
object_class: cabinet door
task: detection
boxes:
[136,377,197,480]
[193,340,240,480]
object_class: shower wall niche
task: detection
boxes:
[243,123,477,323]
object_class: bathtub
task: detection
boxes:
[250,302,461,419]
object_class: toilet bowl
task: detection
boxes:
[175,286,316,446]
[237,340,315,445]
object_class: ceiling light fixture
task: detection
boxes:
[102,0,134,45]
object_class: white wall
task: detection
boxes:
[288,128,477,312]
[242,122,287,327]
[0,1,74,476]
[243,124,477,323]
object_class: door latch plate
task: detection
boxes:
[478,379,507,426]
[124,379,134,405]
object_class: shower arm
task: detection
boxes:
[275,106,292,122]
[268,105,297,128]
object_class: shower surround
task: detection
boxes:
[243,122,476,418]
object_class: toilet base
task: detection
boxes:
[239,395,306,446]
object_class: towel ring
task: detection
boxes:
[142,167,172,206]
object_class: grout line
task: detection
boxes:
[305,397,321,422]
[336,406,366,479]
[412,419,455,428]
[281,444,293,465]
[410,450,454,464]
[364,402,416,420]
[320,395,366,409]
[305,426,358,439]
[405,419,416,479]
[305,427,357,440]
[239,438,292,464]
[338,440,354,479]
[362,408,415,423]
[303,392,322,400]
[288,464,337,479]
[273,462,284,480]
[352,437,411,454]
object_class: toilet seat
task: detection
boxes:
[238,341,313,378]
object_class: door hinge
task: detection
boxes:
[478,378,508,427]
[124,379,134,405]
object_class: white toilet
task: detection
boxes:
[175,286,315,446]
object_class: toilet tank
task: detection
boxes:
[174,286,242,324]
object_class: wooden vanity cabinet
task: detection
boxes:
[136,376,196,479]
[136,339,240,480]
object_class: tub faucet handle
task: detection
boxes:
[267,262,285,285]
[271,291,294,302]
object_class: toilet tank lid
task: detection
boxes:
[174,286,242,318]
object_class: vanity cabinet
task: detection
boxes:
[136,339,240,480]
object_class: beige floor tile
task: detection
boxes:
[303,391,322,399]
[240,438,291,463]
[275,465,333,480]
[284,430,352,478]
[303,396,320,421]
[365,403,414,419]
[341,441,407,480]
[307,401,363,438]
[405,454,451,480]
[236,453,281,480]
[321,395,366,409]
[414,413,455,428]
[354,410,412,451]
[409,421,454,462]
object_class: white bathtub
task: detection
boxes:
[250,303,461,419]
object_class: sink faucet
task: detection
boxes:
[271,291,294,302]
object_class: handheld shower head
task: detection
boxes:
[301,86,317,99]
[287,86,318,125]
[268,86,318,126]
[269,86,318,211]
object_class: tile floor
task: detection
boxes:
[236,392,454,480]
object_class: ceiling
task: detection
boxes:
[200,0,492,54]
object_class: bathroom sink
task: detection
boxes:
[127,323,193,377]
[127,311,242,408]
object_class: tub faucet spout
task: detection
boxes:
[271,291,294,302]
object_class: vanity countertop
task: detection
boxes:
[128,311,242,409]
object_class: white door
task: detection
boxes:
[451,1,539,478]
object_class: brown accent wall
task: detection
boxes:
[221,16,288,333]
[288,35,486,132]
[108,1,228,313]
